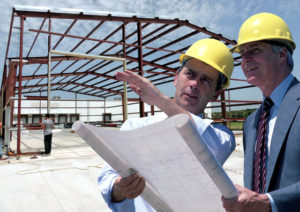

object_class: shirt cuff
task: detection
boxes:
[266,193,278,212]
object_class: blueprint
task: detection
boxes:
[73,114,238,212]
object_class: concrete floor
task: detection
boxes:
[0,128,244,212]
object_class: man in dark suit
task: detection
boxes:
[222,13,300,212]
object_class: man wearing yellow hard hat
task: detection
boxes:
[98,38,236,211]
[222,13,300,212]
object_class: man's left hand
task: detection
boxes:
[116,70,164,107]
[221,184,271,212]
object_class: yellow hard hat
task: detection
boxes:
[179,38,234,88]
[231,12,296,53]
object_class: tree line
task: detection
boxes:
[212,108,256,119]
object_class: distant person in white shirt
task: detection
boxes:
[98,38,236,212]
[40,114,54,155]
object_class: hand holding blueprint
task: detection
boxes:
[73,114,238,212]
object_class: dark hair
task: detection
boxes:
[45,114,50,118]
[216,72,227,91]
[177,57,191,72]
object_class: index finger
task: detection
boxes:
[116,70,145,86]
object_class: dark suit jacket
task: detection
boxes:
[243,78,300,212]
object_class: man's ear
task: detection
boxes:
[279,47,288,63]
[212,90,222,101]
[174,71,178,87]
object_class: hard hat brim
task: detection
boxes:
[230,38,296,54]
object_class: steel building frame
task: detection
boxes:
[1,6,248,155]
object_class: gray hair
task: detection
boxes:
[271,44,294,71]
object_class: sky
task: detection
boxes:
[1,0,300,106]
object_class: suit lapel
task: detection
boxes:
[266,80,300,191]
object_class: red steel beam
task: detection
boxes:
[14,9,193,25]
[52,19,78,50]
[226,85,255,91]
[3,9,15,68]
[59,87,106,98]
[26,18,47,57]
[62,22,184,88]
[125,55,177,73]
[17,82,121,95]
[230,78,247,82]
[13,9,236,44]
[213,100,262,103]
[49,21,105,82]
[21,72,115,81]
[182,22,236,45]
[29,28,184,55]
[208,102,261,109]
[53,23,126,84]
[24,96,48,100]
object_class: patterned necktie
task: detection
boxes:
[253,97,273,193]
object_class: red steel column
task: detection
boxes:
[151,105,154,116]
[17,16,25,155]
[122,22,127,122]
[137,22,144,117]
[220,90,227,126]
[47,15,52,114]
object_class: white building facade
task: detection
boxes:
[12,99,212,127]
